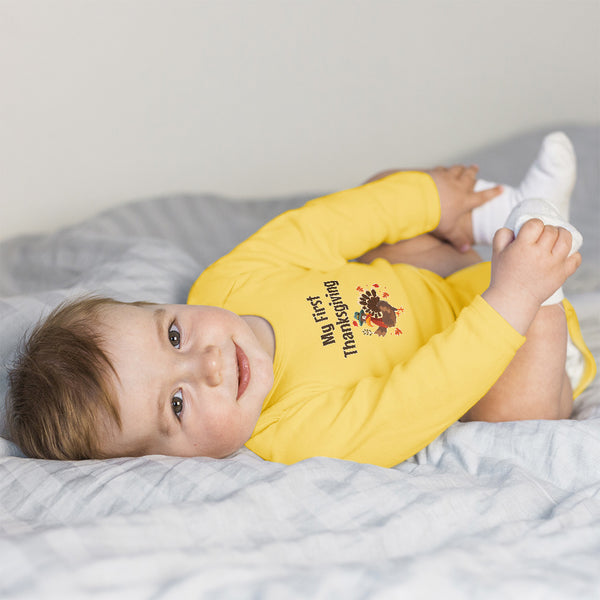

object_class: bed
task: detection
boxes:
[1,125,598,599]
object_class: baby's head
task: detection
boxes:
[7,297,123,460]
[7,297,275,460]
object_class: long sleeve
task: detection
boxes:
[247,296,526,467]
[199,172,440,275]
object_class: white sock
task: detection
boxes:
[472,132,576,245]
[504,198,583,306]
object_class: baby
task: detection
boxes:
[7,133,596,466]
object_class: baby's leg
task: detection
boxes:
[356,234,481,278]
[462,304,573,421]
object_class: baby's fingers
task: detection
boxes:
[552,227,574,256]
[448,165,466,177]
[517,218,545,243]
[538,224,561,250]
[461,165,479,181]
[565,251,582,278]
[492,227,515,254]
[470,184,503,208]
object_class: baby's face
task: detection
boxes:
[98,303,275,458]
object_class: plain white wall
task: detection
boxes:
[1,0,599,240]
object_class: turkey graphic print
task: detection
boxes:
[353,284,405,337]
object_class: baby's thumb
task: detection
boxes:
[471,184,503,208]
[492,227,515,255]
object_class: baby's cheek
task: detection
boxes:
[202,409,245,455]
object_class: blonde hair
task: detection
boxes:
[6,297,129,460]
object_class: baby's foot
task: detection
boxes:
[517,131,576,220]
[472,132,576,245]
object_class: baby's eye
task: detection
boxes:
[172,390,184,418]
[168,322,181,348]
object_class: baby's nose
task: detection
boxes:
[201,345,222,387]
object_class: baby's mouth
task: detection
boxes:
[235,343,250,400]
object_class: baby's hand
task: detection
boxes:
[428,165,502,252]
[483,220,582,334]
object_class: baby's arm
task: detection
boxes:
[457,220,582,422]
[365,165,503,252]
[204,172,444,274]
[482,220,581,335]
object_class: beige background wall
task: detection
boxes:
[1,0,599,240]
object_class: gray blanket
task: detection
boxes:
[0,126,598,598]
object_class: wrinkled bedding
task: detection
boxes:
[0,126,598,599]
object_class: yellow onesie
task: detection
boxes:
[188,172,596,467]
